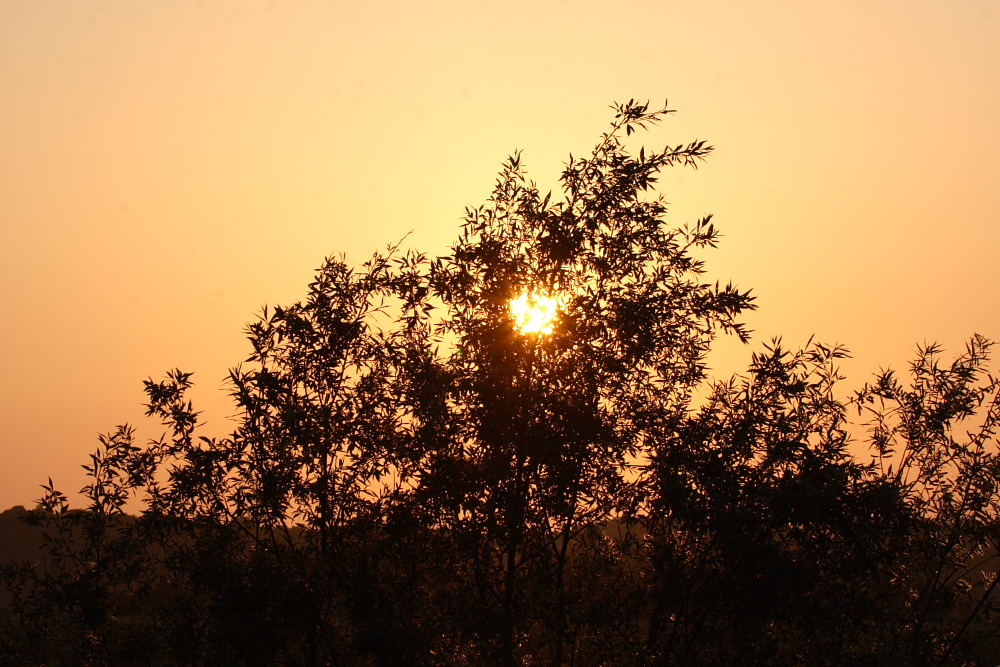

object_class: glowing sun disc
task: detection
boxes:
[510,291,560,335]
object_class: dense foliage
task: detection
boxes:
[3,101,999,665]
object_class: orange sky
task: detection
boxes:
[1,0,997,510]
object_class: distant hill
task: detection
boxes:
[0,506,47,609]
[0,506,45,566]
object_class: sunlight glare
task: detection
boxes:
[510,291,561,335]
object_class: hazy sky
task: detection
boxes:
[1,0,997,509]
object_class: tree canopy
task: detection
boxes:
[3,100,1000,666]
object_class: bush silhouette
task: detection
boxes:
[3,101,1000,665]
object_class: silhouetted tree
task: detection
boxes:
[410,99,752,664]
[853,336,1000,664]
[642,340,907,663]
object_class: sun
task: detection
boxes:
[509,291,561,335]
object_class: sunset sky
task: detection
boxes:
[1,0,997,509]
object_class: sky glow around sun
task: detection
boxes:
[510,292,561,335]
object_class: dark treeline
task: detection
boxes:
[3,101,1000,665]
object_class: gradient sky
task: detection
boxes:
[1,0,997,509]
